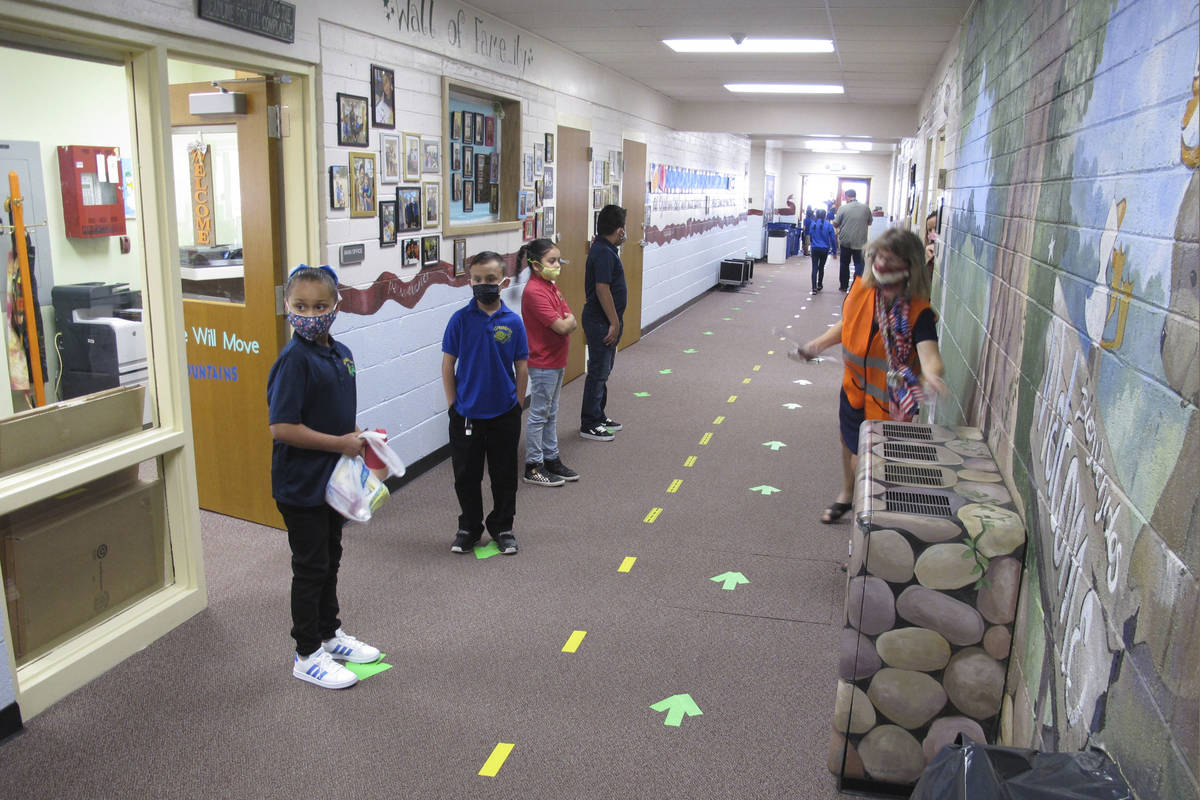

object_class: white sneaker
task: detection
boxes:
[293,648,358,689]
[322,628,381,663]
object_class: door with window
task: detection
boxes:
[170,76,287,528]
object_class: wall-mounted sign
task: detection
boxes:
[198,0,296,44]
[340,243,365,265]
[189,144,215,246]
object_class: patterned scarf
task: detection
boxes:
[875,289,924,420]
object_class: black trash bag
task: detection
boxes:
[910,736,1132,800]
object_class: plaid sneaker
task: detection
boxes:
[523,463,565,487]
[322,628,381,663]
[293,648,357,689]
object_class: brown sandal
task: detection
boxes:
[821,502,852,524]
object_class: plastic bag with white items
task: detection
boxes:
[324,430,406,522]
[359,429,405,480]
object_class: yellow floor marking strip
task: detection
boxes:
[727,395,738,403]
[618,556,637,572]
[699,432,713,445]
[753,365,761,371]
[479,743,514,777]
[768,350,775,355]
[562,630,587,653]
[713,415,725,424]
[742,378,751,384]
[667,479,682,493]
[644,507,663,523]
[684,456,697,467]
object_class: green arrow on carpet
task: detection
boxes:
[634,391,651,397]
[731,306,741,310]
[659,369,672,374]
[781,403,802,410]
[475,541,501,559]
[650,693,703,727]
[683,348,698,353]
[702,331,714,335]
[762,441,787,451]
[722,317,732,321]
[710,571,749,590]
[344,655,394,680]
[793,379,813,386]
[749,485,781,495]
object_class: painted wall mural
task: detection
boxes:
[929,1,1198,798]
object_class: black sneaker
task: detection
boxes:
[603,418,623,431]
[580,425,615,441]
[544,458,579,481]
[495,533,518,555]
[450,530,479,553]
[523,463,565,487]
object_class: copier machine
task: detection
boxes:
[51,282,146,400]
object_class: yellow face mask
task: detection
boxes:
[534,261,561,282]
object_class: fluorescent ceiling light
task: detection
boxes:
[844,142,873,151]
[805,143,854,153]
[664,38,833,53]
[725,83,844,94]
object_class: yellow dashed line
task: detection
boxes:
[767,350,775,355]
[699,432,713,445]
[618,556,637,572]
[742,378,751,384]
[753,365,761,371]
[562,630,587,653]
[479,743,514,777]
[667,479,682,494]
[644,507,663,523]
[713,416,725,424]
[684,456,697,467]
[727,395,738,403]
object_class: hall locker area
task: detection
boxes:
[0,2,1196,799]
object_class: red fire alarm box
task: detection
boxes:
[57,145,127,238]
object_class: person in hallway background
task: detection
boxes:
[442,252,529,555]
[580,204,627,442]
[925,209,940,279]
[796,229,946,525]
[833,188,873,291]
[802,206,814,256]
[808,208,838,293]
[267,265,382,690]
[519,238,579,487]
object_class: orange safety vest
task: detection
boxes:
[841,281,932,419]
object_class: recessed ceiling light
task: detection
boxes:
[805,142,853,153]
[664,38,834,53]
[725,83,844,94]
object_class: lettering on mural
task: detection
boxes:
[187,364,239,382]
[184,326,261,354]
[383,0,534,75]
[190,145,215,247]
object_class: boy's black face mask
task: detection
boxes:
[472,283,501,304]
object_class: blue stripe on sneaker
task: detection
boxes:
[307,664,320,677]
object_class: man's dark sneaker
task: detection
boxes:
[495,533,518,555]
[603,418,622,431]
[450,530,479,553]
[580,425,615,441]
[524,463,565,487]
[544,458,579,482]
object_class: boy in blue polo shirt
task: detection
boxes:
[441,251,529,554]
[268,265,381,690]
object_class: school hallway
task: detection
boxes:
[0,255,855,799]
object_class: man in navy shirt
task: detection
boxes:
[580,205,628,441]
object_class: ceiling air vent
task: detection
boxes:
[884,489,952,517]
[884,462,951,487]
[881,422,933,441]
[883,441,938,462]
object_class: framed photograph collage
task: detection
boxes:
[329,62,444,270]
[448,99,501,227]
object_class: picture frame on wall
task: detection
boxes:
[423,181,440,228]
[489,183,499,214]
[422,139,441,174]
[462,112,474,145]
[535,210,543,238]
[518,191,527,217]
[379,134,400,184]
[451,110,463,142]
[592,188,603,208]
[452,143,462,171]
[421,235,440,267]
[475,153,489,186]
[348,151,376,218]
[485,116,495,147]
[463,145,475,179]
[544,132,554,163]
[451,172,463,202]
[534,179,543,207]
[370,65,395,129]
[544,206,555,238]
[593,209,600,236]
[378,200,397,246]
[397,185,422,231]
[473,113,484,145]
[453,238,467,276]
[523,153,534,187]
[543,166,554,200]
[337,93,369,147]
[490,154,499,183]
[402,132,422,182]
[329,165,349,210]
[534,144,544,175]
[463,180,475,212]
[403,237,421,268]
[522,216,535,241]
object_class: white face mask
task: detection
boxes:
[872,266,909,285]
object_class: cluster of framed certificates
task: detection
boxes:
[447,107,499,219]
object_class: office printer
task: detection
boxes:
[51,282,145,400]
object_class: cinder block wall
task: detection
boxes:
[917,1,1198,796]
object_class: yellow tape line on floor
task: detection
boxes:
[479,742,514,777]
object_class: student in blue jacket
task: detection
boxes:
[808,208,838,293]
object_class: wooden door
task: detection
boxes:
[555,125,590,383]
[170,81,287,528]
[618,139,646,349]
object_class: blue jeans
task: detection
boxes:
[525,367,564,463]
[581,311,620,428]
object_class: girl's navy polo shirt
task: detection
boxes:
[442,299,528,419]
[267,335,357,507]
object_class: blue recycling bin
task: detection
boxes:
[787,227,803,257]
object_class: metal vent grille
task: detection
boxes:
[883,441,939,461]
[881,422,933,441]
[884,462,948,487]
[885,489,953,517]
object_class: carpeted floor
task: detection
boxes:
[0,254,859,799]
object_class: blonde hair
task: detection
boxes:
[862,228,931,300]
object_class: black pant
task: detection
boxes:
[839,247,864,290]
[811,248,829,290]
[581,310,621,428]
[449,403,521,538]
[277,501,346,656]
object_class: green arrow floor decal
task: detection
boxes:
[710,571,749,590]
[762,441,787,451]
[749,485,781,495]
[650,694,703,727]
[683,348,698,353]
[659,369,672,374]
[634,391,651,397]
[474,541,501,559]
[344,655,394,679]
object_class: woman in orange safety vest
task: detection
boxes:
[797,227,946,524]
